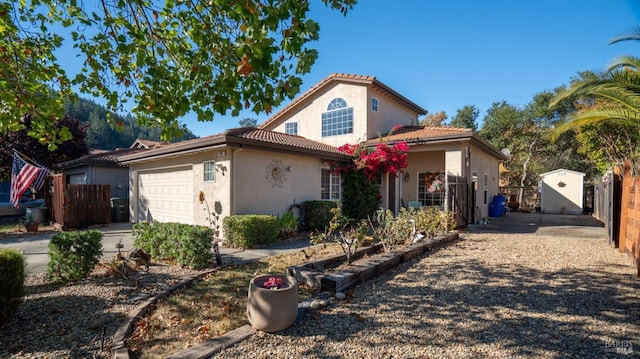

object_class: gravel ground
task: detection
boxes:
[0,263,201,359]
[1,226,639,358]
[212,231,640,359]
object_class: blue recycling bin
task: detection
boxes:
[489,202,502,217]
[492,195,506,216]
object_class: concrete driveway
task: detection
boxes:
[466,211,608,239]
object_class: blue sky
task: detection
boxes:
[61,0,640,137]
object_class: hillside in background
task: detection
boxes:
[64,98,197,150]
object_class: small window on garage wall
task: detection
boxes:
[204,161,216,182]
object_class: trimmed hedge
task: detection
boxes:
[0,248,26,322]
[47,230,103,283]
[132,222,213,270]
[222,214,280,249]
[302,200,337,231]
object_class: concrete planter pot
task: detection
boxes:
[246,274,298,333]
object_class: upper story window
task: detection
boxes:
[322,97,353,137]
[204,161,216,182]
[285,122,298,135]
[372,97,379,112]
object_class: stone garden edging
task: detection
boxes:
[113,232,459,359]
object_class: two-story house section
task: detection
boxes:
[259,73,427,147]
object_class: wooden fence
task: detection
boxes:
[618,161,640,276]
[46,174,111,230]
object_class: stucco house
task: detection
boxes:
[539,169,585,214]
[119,128,348,231]
[260,73,506,224]
[119,73,506,234]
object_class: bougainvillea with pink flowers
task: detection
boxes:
[329,138,410,221]
[333,141,410,181]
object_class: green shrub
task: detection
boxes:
[302,200,337,231]
[412,207,455,238]
[222,215,280,249]
[132,222,214,270]
[310,207,365,264]
[341,170,380,221]
[47,230,103,283]
[0,248,26,322]
[372,208,413,252]
[278,210,298,232]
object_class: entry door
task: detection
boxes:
[388,174,396,215]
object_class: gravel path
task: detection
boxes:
[212,231,640,359]
[0,264,200,359]
[1,221,639,358]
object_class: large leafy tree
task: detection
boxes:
[0,0,356,147]
[0,115,90,182]
[449,105,479,131]
[420,111,447,127]
[478,95,593,205]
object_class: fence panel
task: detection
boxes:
[618,161,640,276]
[64,184,111,229]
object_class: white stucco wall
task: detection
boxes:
[367,87,419,137]
[270,83,420,147]
[271,83,368,146]
[540,169,584,214]
[127,148,231,231]
[469,143,501,220]
[232,148,324,216]
[400,150,446,207]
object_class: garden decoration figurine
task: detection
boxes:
[247,274,298,332]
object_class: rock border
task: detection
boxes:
[113,232,459,359]
[111,268,219,359]
[288,233,459,293]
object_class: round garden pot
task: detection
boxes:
[246,274,298,333]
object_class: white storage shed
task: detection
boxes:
[539,169,585,214]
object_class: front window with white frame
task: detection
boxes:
[322,98,353,137]
[321,168,341,200]
[417,172,445,208]
[204,161,216,182]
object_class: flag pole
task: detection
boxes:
[14,149,46,168]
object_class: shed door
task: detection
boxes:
[137,168,194,224]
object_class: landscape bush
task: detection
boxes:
[302,200,337,231]
[222,214,280,249]
[0,248,26,322]
[47,230,103,283]
[132,222,213,270]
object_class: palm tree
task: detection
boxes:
[549,27,640,139]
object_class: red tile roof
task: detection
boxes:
[363,125,507,160]
[119,127,349,163]
[259,73,427,129]
[365,126,473,145]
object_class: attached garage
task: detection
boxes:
[137,167,194,224]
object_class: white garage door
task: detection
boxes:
[138,168,194,224]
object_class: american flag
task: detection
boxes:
[10,152,41,208]
[32,165,51,191]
